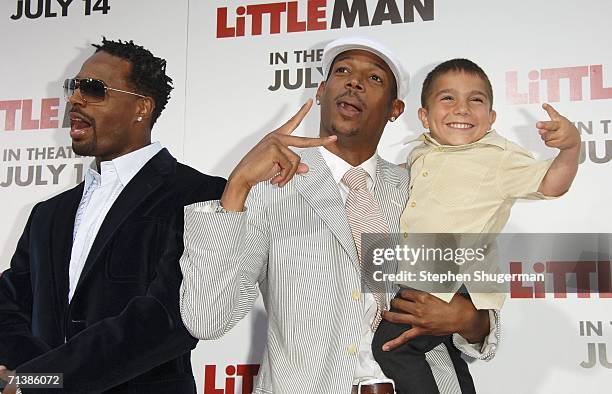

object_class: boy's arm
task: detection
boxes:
[536,103,581,197]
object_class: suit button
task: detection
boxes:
[422,171,429,177]
[347,344,358,355]
[410,201,417,208]
[351,290,361,300]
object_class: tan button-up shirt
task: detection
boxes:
[399,130,553,308]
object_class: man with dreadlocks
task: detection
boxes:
[0,38,225,393]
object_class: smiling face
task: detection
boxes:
[419,70,496,146]
[68,51,150,162]
[316,49,404,153]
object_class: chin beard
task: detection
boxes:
[71,140,96,157]
[331,123,359,137]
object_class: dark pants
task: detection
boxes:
[372,293,476,394]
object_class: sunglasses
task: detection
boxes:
[63,78,145,103]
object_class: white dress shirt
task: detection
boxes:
[68,142,163,302]
[318,147,394,386]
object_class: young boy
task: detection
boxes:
[372,59,581,393]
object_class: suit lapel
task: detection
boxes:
[294,148,360,269]
[72,149,174,298]
[50,184,83,313]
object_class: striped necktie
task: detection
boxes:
[342,167,388,330]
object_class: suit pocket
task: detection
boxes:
[106,217,163,282]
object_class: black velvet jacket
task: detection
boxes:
[0,149,226,393]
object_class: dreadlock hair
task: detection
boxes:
[92,37,172,127]
[421,58,493,110]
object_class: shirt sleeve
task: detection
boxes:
[497,149,554,200]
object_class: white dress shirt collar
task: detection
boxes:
[318,146,378,190]
[84,142,163,188]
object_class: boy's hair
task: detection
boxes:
[421,58,493,110]
[92,37,173,127]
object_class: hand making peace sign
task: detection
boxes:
[221,99,337,211]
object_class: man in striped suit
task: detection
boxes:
[180,37,499,393]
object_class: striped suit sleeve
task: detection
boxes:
[452,309,501,360]
[179,188,269,340]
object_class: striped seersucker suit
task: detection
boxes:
[179,147,499,393]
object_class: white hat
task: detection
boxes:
[321,36,409,100]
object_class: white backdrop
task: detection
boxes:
[1,1,610,393]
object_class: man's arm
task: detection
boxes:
[380,289,492,351]
[536,103,581,197]
[179,189,269,339]
[0,204,52,369]
[180,101,336,338]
